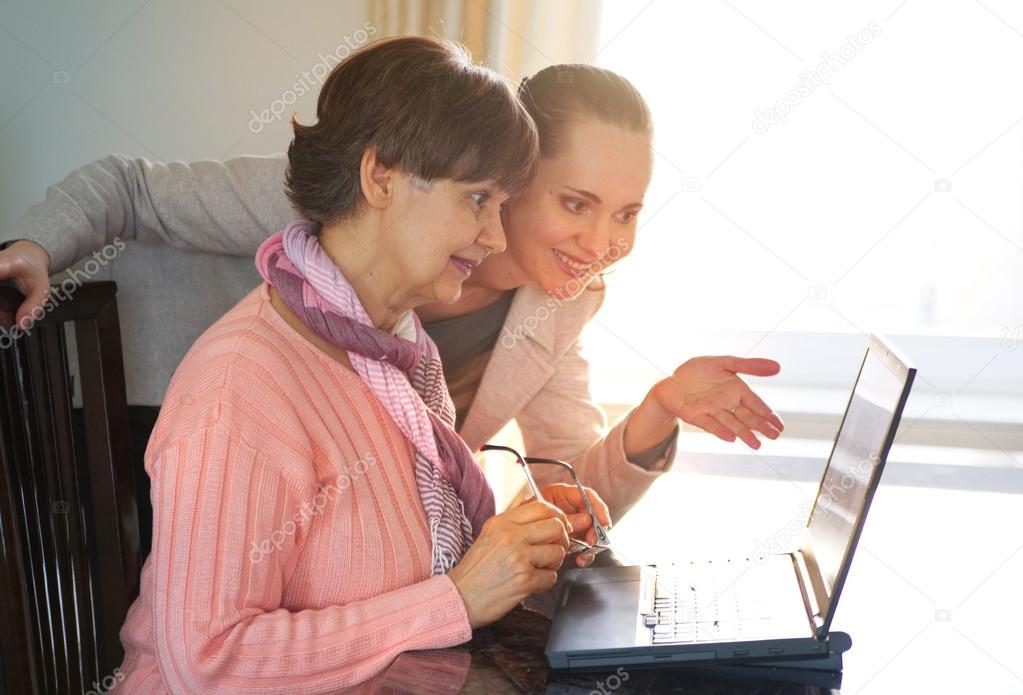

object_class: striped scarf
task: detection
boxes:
[255,220,495,574]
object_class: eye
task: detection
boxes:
[471,191,491,208]
[563,197,588,214]
[617,210,639,223]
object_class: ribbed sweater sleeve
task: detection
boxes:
[146,421,471,694]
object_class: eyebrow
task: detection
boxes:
[563,186,643,209]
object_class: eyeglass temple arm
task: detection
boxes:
[523,456,611,547]
[479,444,544,501]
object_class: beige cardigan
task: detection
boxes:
[459,281,674,521]
[11,154,674,520]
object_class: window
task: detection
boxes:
[585,1,1023,457]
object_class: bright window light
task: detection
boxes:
[586,1,1023,420]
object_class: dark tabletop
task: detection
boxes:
[353,604,839,694]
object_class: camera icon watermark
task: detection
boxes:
[933,393,953,408]
[807,285,828,301]
[1002,326,1022,352]
[681,177,701,193]
[934,179,952,193]
[52,70,71,85]
[557,69,575,84]
[52,501,69,514]
[934,608,952,622]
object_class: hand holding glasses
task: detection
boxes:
[481,444,612,564]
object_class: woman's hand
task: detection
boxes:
[540,483,611,567]
[447,500,572,629]
[0,240,52,329]
[625,355,785,453]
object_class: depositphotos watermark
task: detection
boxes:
[751,500,812,563]
[590,667,630,695]
[249,452,377,563]
[500,238,631,349]
[752,21,882,134]
[248,22,377,134]
[85,667,125,695]
[0,238,126,350]
[816,453,877,518]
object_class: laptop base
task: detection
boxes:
[550,632,848,689]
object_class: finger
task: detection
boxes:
[575,550,596,568]
[567,512,592,535]
[582,487,611,529]
[523,568,559,594]
[723,356,781,377]
[0,287,15,329]
[507,499,571,528]
[527,542,567,571]
[733,405,781,440]
[542,484,581,514]
[740,389,785,432]
[716,410,761,449]
[575,547,599,567]
[524,517,571,548]
[16,286,50,328]
[688,413,736,443]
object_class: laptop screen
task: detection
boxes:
[807,339,913,602]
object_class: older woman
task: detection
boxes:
[112,37,596,693]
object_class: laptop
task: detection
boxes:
[546,333,916,672]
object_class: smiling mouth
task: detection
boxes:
[450,255,480,277]
[552,249,598,278]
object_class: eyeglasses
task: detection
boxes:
[480,444,611,561]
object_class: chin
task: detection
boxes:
[541,270,590,302]
[436,282,465,305]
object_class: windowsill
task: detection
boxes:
[660,432,1023,495]
[670,430,1022,468]
[601,385,1023,454]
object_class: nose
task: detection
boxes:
[478,205,507,255]
[576,217,611,260]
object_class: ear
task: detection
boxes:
[359,147,396,210]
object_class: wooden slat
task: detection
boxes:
[0,282,136,695]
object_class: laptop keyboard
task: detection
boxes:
[646,558,781,644]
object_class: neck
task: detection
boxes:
[268,285,354,370]
[317,218,415,332]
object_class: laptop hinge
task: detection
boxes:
[791,551,826,637]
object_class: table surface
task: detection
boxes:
[362,448,1023,694]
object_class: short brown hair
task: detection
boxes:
[518,65,652,157]
[286,36,539,228]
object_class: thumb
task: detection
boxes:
[724,356,780,377]
[15,284,50,327]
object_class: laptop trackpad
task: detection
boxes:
[548,566,648,651]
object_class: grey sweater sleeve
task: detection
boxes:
[9,153,294,273]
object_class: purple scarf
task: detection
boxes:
[255,220,495,573]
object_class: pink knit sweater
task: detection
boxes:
[117,283,473,694]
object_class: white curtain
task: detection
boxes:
[369,0,604,80]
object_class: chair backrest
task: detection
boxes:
[0,281,141,695]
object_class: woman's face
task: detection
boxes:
[384,176,510,306]
[499,118,653,300]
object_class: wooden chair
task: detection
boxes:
[0,281,142,694]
